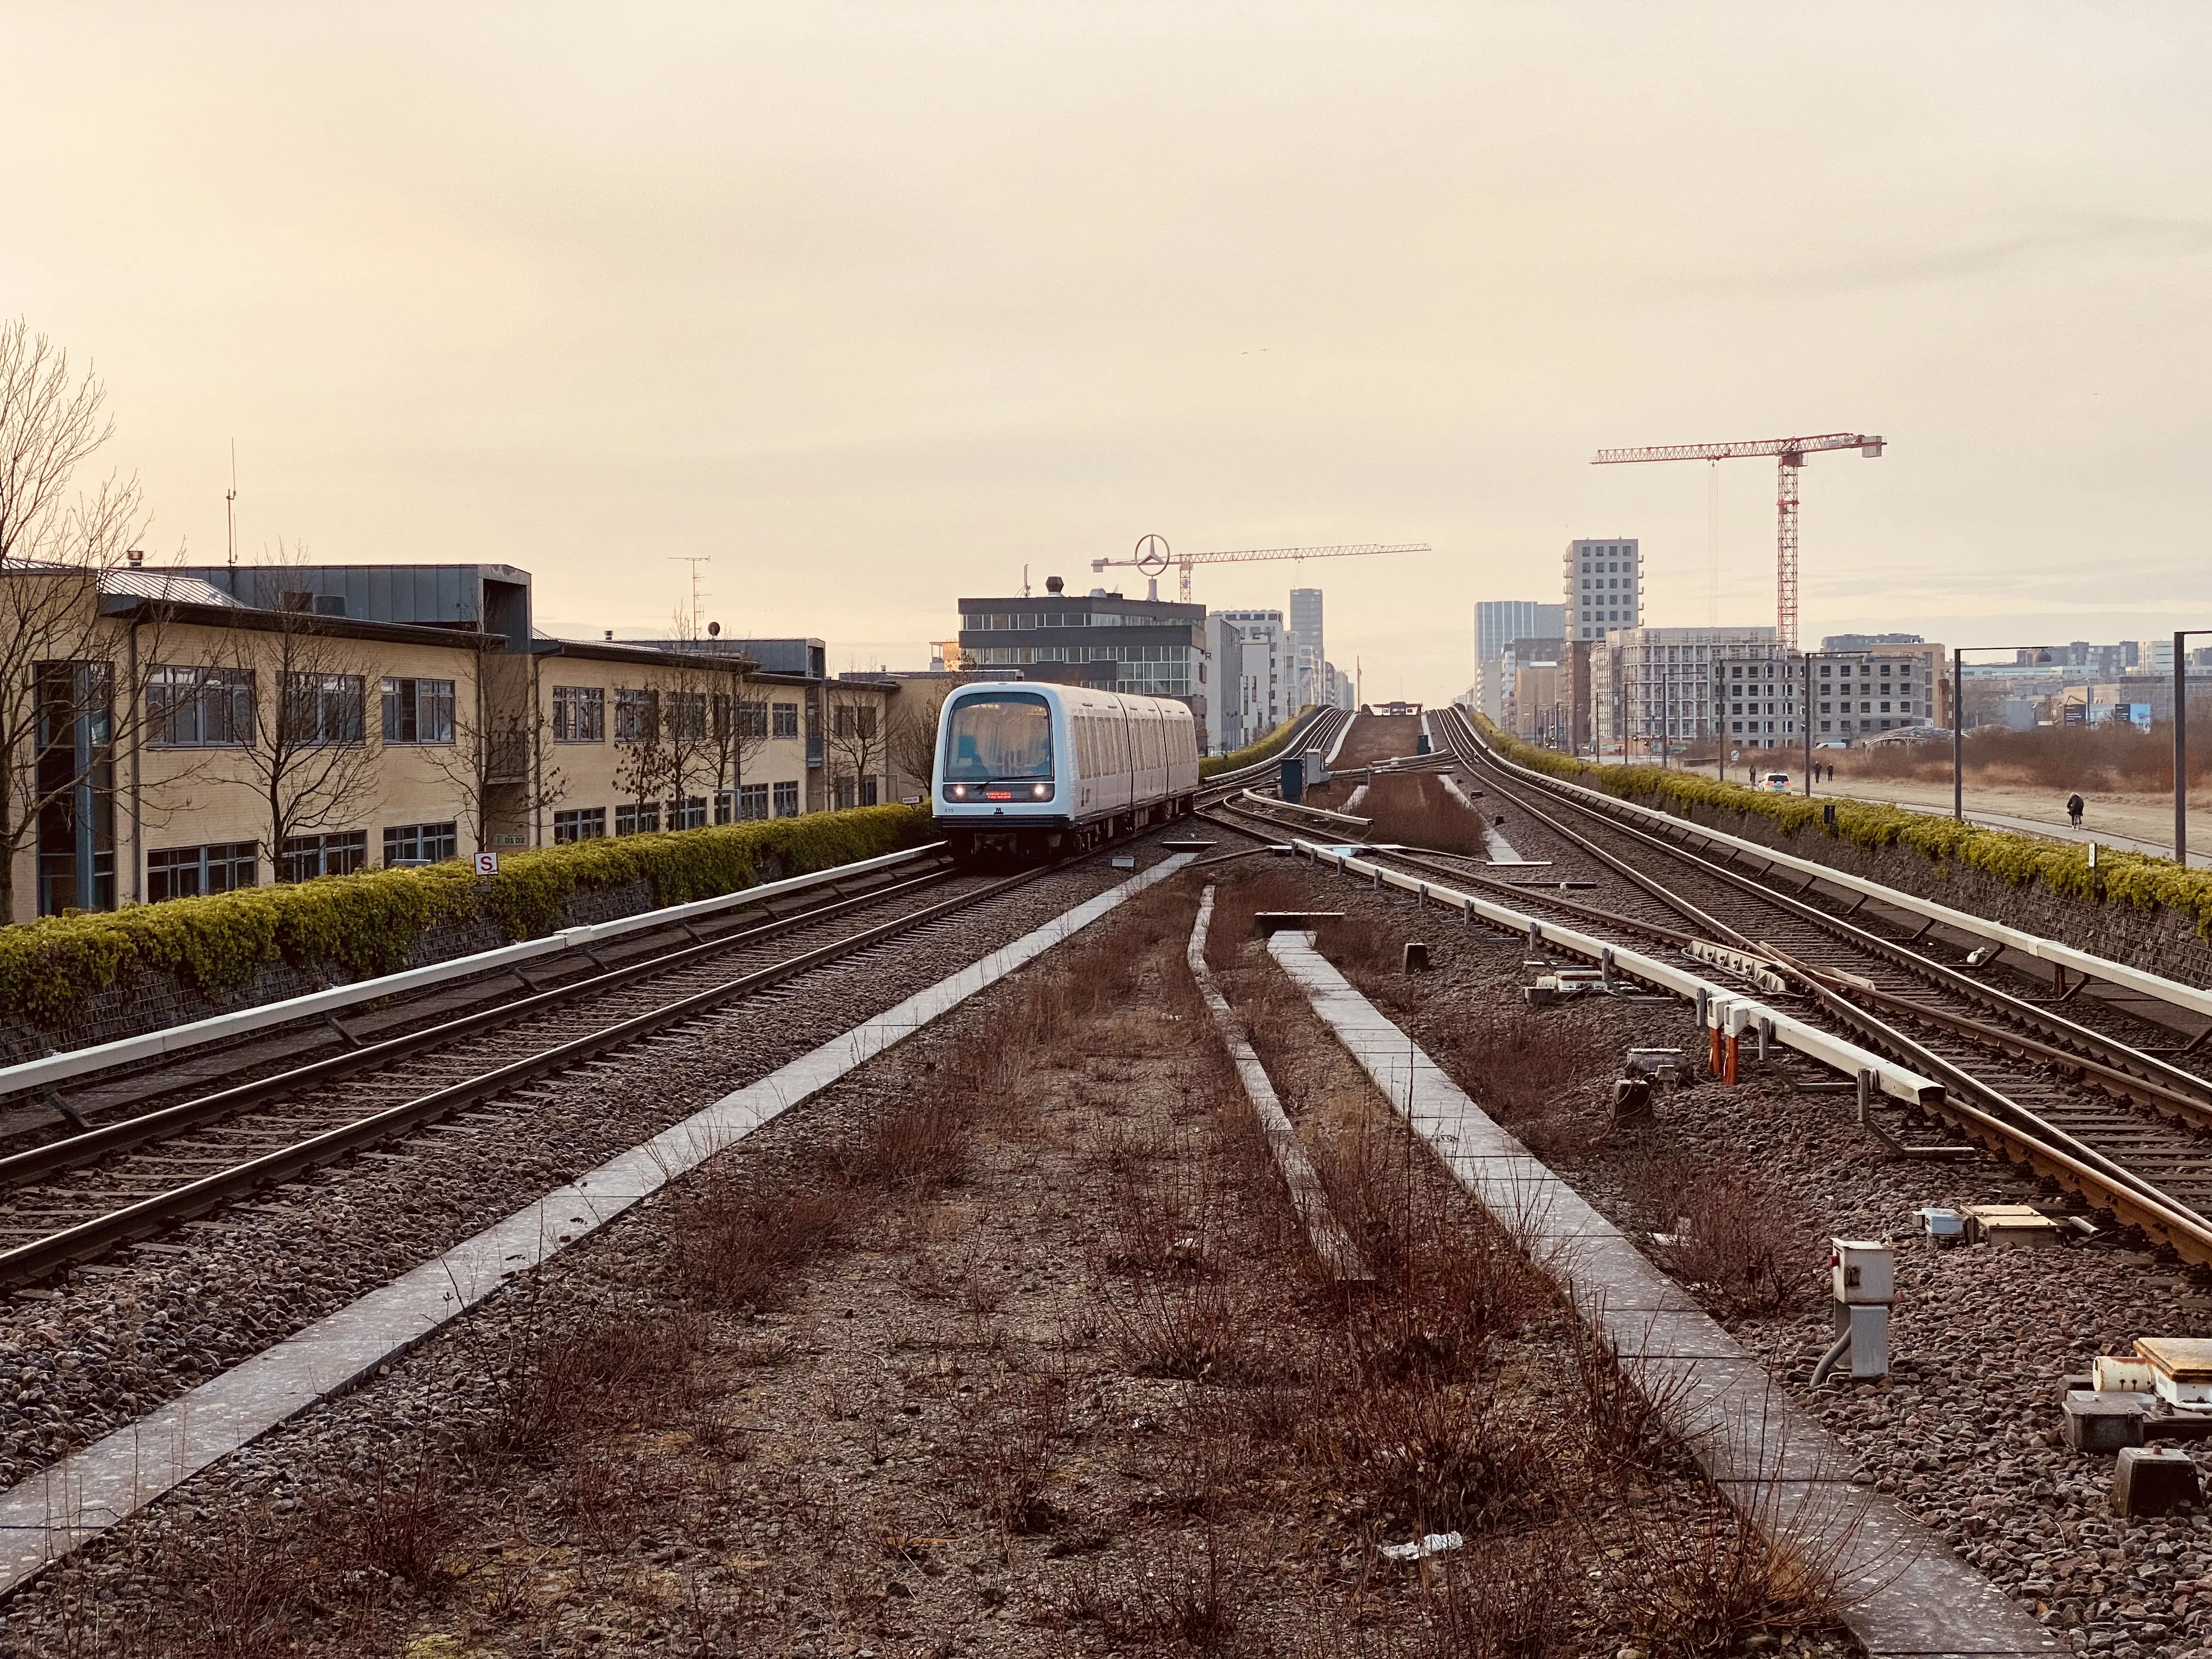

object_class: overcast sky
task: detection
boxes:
[6,3,2209,699]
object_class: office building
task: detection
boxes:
[1208,608,1289,752]
[1288,588,1324,710]
[1563,539,1643,641]
[1474,600,1565,721]
[9,560,894,924]
[956,578,1206,722]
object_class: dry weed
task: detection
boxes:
[1627,1154,1817,1317]
[1419,1536,1584,1658]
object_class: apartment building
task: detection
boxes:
[1807,644,1946,741]
[1593,627,1796,754]
[1205,608,1290,753]
[4,561,893,926]
[1563,539,1642,642]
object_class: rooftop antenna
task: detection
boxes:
[669,555,710,631]
[225,439,238,567]
[1022,562,1031,599]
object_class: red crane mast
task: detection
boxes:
[1590,432,1884,650]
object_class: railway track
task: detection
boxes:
[0,707,1344,1291]
[0,864,1051,1287]
[1390,709,2212,1262]
[1204,709,2212,1261]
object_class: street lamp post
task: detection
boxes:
[2172,630,2212,865]
[1950,643,2063,823]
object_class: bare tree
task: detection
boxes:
[612,684,670,832]
[414,650,567,855]
[663,613,766,821]
[822,682,888,810]
[0,319,173,921]
[886,679,951,802]
[221,555,383,878]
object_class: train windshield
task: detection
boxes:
[943,692,1054,781]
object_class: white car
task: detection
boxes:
[1757,771,1792,793]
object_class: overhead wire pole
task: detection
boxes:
[1590,432,1884,650]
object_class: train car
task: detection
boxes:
[933,681,1200,861]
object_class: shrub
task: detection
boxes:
[1475,715,2212,936]
[0,803,933,1026]
[1199,708,1318,778]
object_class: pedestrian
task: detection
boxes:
[2067,792,2085,830]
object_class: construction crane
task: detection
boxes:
[1088,535,1426,604]
[1590,432,1884,649]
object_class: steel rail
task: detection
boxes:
[1442,711,2212,1113]
[0,865,1048,1288]
[1426,714,2212,1261]
[0,866,963,1189]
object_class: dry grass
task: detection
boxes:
[1611,1487,1851,1654]
[1361,772,1488,856]
[1419,1537,1585,1658]
[1626,1153,1819,1318]
[1424,1002,1616,1126]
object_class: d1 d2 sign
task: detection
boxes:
[474,851,500,877]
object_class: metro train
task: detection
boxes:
[932,681,1201,861]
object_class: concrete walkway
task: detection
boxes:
[0,854,1194,1598]
[1267,930,2062,1659]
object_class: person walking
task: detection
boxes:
[2067,792,2085,830]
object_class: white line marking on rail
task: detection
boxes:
[0,854,1194,1599]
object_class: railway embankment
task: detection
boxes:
[0,805,933,1066]
[1477,720,2212,986]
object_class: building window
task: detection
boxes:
[282,673,366,746]
[832,703,878,740]
[383,822,458,866]
[553,807,606,843]
[146,842,257,901]
[381,678,456,744]
[148,666,254,747]
[737,783,770,820]
[279,830,368,882]
[772,702,800,739]
[667,693,708,742]
[738,699,770,738]
[616,802,661,836]
[773,780,799,816]
[552,686,605,743]
[833,778,857,810]
[673,795,708,830]
[614,689,657,743]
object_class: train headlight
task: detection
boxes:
[946,783,968,800]
[1031,783,1049,799]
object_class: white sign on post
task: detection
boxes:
[474,852,500,877]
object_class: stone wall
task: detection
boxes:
[1649,797,2212,990]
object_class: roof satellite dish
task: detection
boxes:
[708,620,721,637]
[1045,575,1064,595]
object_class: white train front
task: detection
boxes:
[932,682,1200,860]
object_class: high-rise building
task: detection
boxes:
[1289,588,1324,710]
[1474,600,1565,721]
[1563,538,1643,641]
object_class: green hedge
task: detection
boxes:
[1471,716,2212,936]
[1200,708,1318,780]
[0,804,933,1027]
